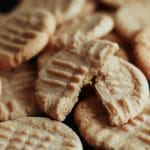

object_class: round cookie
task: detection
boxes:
[14,0,85,24]
[0,9,56,70]
[0,62,42,121]
[36,40,118,121]
[115,0,150,40]
[0,117,83,150]
[95,56,149,125]
[134,27,150,80]
[74,95,150,149]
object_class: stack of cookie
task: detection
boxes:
[0,0,149,149]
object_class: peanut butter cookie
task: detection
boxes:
[36,40,118,121]
[0,9,56,70]
[74,95,150,149]
[95,56,149,125]
[0,117,83,150]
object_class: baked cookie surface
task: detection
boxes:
[0,9,56,70]
[74,95,150,149]
[0,117,83,150]
[115,0,150,40]
[134,27,150,80]
[95,56,149,125]
[36,40,118,121]
[51,13,114,49]
[0,62,41,121]
[15,0,85,24]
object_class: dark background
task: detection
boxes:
[0,0,19,13]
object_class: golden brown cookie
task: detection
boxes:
[36,40,118,121]
[95,56,149,125]
[15,0,85,24]
[74,95,150,149]
[115,0,150,40]
[0,9,56,70]
[0,62,41,121]
[134,27,150,80]
[51,13,114,49]
[0,117,83,150]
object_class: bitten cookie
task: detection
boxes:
[74,95,150,149]
[95,56,149,125]
[0,9,56,70]
[36,40,118,121]
[0,62,41,121]
[0,117,83,150]
[134,27,150,80]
